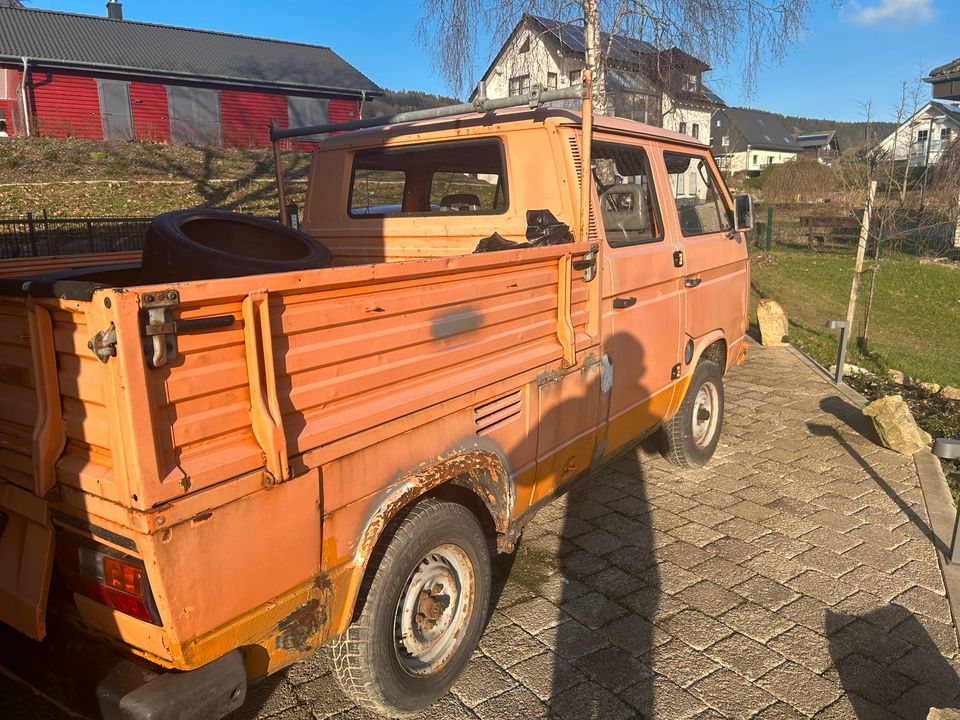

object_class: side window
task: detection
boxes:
[349,139,506,217]
[591,142,662,246]
[663,152,732,236]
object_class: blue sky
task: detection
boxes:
[28,0,960,122]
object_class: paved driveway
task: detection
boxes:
[4,344,959,719]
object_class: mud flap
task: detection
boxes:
[0,480,54,640]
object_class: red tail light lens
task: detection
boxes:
[56,533,160,625]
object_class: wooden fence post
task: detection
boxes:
[765,207,773,252]
[955,190,960,249]
[845,180,877,336]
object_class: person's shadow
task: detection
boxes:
[827,605,960,718]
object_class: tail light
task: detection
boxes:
[56,532,161,625]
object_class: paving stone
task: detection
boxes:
[768,624,837,674]
[680,504,735,529]
[805,508,862,533]
[502,597,563,635]
[786,571,856,606]
[707,536,766,563]
[812,693,900,720]
[478,623,548,668]
[546,680,635,720]
[473,684,548,720]
[291,674,355,718]
[504,651,580,703]
[715,516,771,542]
[894,586,954,625]
[583,564,646,597]
[657,541,714,569]
[689,668,777,718]
[657,561,703,594]
[677,580,742,615]
[572,528,626,556]
[890,646,960,695]
[734,575,801,610]
[744,550,807,584]
[799,526,863,554]
[756,661,842,716]
[751,701,808,719]
[689,556,757,589]
[650,639,723,688]
[573,645,652,693]
[704,632,785,680]
[535,618,608,660]
[621,674,707,718]
[844,541,912,574]
[886,682,960,720]
[560,590,626,630]
[599,613,658,656]
[284,645,333,685]
[451,655,517,708]
[658,610,733,651]
[896,559,948,594]
[829,653,915,708]
[721,602,795,643]
[891,613,960,660]
[239,677,299,719]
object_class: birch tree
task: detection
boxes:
[418,0,824,99]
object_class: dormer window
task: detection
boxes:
[518,35,530,54]
[683,73,699,93]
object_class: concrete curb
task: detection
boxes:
[781,342,960,646]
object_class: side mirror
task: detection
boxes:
[733,194,754,232]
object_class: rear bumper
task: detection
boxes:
[0,619,246,720]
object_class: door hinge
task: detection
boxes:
[88,323,117,363]
[671,363,682,380]
[673,250,685,268]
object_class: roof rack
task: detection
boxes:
[269,82,585,142]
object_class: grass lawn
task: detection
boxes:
[749,246,960,388]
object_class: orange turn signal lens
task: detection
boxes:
[102,556,144,597]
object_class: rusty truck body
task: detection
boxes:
[0,101,751,718]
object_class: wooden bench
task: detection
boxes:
[798,212,863,250]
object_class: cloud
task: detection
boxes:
[851,0,935,26]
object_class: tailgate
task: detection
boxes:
[0,294,62,640]
[0,480,54,639]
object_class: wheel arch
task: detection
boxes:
[331,449,512,636]
[690,332,728,374]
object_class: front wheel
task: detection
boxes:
[662,359,725,467]
[332,498,491,717]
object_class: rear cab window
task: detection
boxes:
[349,139,507,217]
[591,141,663,246]
[662,152,732,236]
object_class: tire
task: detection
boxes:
[662,359,724,468]
[332,498,492,718]
[141,209,332,283]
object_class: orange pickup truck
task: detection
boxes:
[0,91,751,719]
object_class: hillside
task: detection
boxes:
[363,88,461,118]
[781,114,897,150]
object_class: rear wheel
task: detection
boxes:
[332,498,491,717]
[662,359,724,467]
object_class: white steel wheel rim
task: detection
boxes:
[394,543,475,677]
[692,380,720,449]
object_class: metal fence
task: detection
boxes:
[0,212,151,259]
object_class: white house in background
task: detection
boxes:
[710,108,800,176]
[474,15,724,142]
[877,101,960,167]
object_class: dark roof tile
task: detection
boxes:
[0,6,380,95]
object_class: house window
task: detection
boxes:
[683,73,698,93]
[518,36,530,53]
[569,70,581,85]
[508,75,530,97]
[692,123,700,140]
[941,128,952,141]
[753,155,758,166]
[679,122,687,135]
[721,136,729,147]
[767,156,774,166]
[917,129,929,142]
[716,119,721,127]
[547,72,558,90]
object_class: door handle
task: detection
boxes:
[684,277,703,288]
[613,296,637,309]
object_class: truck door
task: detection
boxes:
[660,150,749,346]
[593,139,685,457]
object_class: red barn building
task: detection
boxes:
[0,0,381,147]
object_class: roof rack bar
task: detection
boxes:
[269,83,586,142]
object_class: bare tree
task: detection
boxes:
[418,0,824,99]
